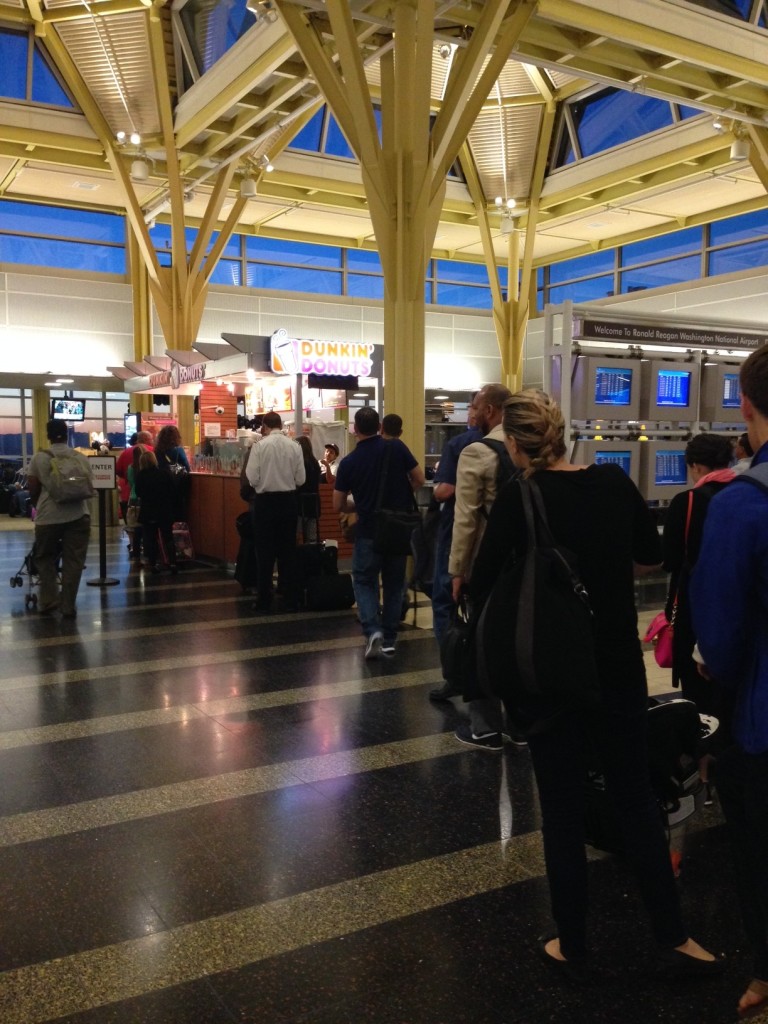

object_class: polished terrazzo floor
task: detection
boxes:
[0,525,764,1024]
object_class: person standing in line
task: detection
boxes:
[27,419,93,618]
[333,407,424,659]
[116,429,153,525]
[690,344,768,1020]
[154,424,190,522]
[245,412,305,613]
[471,389,722,980]
[448,383,515,749]
[428,401,481,701]
[296,435,322,543]
[381,413,403,439]
[135,450,177,575]
[732,431,754,474]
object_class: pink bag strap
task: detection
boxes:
[670,490,695,619]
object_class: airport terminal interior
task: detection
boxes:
[0,520,764,1024]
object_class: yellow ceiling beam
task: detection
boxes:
[0,125,103,158]
[746,125,768,194]
[175,34,296,149]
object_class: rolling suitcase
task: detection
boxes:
[305,572,355,611]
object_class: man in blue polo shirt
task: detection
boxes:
[334,407,424,659]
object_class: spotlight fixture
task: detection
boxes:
[129,132,141,146]
[259,154,274,173]
[130,158,149,182]
[712,115,724,132]
[240,177,257,198]
[438,43,452,59]
[730,137,750,161]
[494,196,503,207]
[116,130,126,143]
[183,188,196,203]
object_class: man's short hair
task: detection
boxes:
[740,345,768,418]
[136,431,153,445]
[685,433,733,470]
[354,407,380,437]
[46,419,68,442]
[382,413,403,437]
[262,411,282,430]
[480,383,513,409]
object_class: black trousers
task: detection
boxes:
[523,641,687,959]
[714,743,768,979]
[252,491,299,607]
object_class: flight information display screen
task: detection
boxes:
[594,366,632,406]
[595,451,632,476]
[656,369,691,408]
[722,373,742,409]
[655,450,687,486]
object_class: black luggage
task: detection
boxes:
[234,537,258,591]
[296,542,337,582]
[305,572,355,611]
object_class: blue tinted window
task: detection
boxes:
[347,249,382,272]
[0,200,125,243]
[549,276,615,305]
[436,284,492,309]
[290,108,324,152]
[708,239,768,276]
[620,254,701,292]
[245,264,342,294]
[0,29,27,100]
[32,47,72,106]
[435,260,489,284]
[573,88,673,157]
[181,0,253,74]
[677,104,703,121]
[348,274,385,300]
[621,227,700,266]
[325,113,354,159]
[0,236,125,273]
[549,249,614,284]
[208,259,242,286]
[710,209,768,245]
[246,236,341,267]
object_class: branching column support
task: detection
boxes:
[276,0,534,457]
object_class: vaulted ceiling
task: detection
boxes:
[1,0,768,270]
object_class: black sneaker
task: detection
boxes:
[364,632,383,660]
[381,643,396,657]
[454,722,504,751]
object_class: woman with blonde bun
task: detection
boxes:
[470,389,722,983]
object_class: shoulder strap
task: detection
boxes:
[736,462,768,494]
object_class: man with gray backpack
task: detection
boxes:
[27,419,94,618]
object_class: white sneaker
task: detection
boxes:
[365,632,383,660]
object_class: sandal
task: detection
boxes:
[738,979,768,1019]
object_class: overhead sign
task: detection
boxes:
[270,328,374,377]
[147,361,207,390]
[88,456,116,489]
[574,318,768,350]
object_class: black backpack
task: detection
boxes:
[409,498,440,598]
[478,438,519,513]
[475,477,600,727]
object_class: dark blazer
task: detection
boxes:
[135,466,176,525]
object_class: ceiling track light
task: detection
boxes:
[240,177,257,198]
[437,42,452,59]
[259,154,274,173]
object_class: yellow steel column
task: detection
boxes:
[128,231,154,415]
[31,388,51,455]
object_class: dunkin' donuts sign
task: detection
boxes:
[270,329,373,378]
[148,361,206,390]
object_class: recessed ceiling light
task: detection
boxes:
[73,181,99,191]
[44,381,60,387]
[432,394,449,400]
[352,392,368,397]
[56,378,74,383]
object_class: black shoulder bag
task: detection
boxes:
[372,442,422,557]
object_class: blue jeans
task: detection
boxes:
[352,536,407,644]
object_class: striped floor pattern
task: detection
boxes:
[0,527,759,1024]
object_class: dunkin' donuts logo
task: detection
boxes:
[169,361,206,389]
[270,328,373,377]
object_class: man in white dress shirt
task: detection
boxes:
[245,412,305,613]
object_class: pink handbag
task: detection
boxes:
[644,611,674,668]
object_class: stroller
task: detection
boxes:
[9,541,61,610]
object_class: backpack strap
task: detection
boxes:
[735,462,768,495]
[477,438,518,519]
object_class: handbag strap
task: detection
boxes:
[670,490,695,617]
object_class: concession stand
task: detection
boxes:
[113,331,382,563]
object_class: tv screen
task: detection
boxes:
[51,398,85,422]
[595,450,632,476]
[656,369,691,408]
[594,366,632,407]
[722,372,741,409]
[654,450,687,487]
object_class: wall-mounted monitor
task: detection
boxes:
[699,363,745,425]
[571,439,641,488]
[124,412,139,445]
[639,441,690,503]
[639,359,700,423]
[570,356,642,421]
[50,398,86,422]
